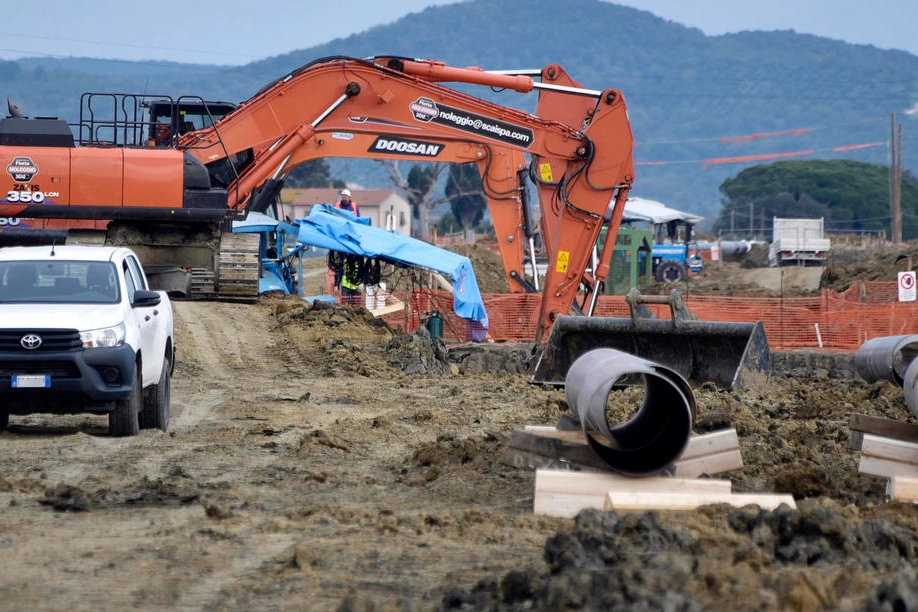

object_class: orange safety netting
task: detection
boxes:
[378,281,918,351]
[720,128,811,144]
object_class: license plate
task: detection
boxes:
[12,374,50,388]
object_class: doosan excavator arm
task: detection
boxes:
[179,56,635,340]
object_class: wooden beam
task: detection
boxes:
[502,448,605,473]
[888,476,918,502]
[604,491,796,512]
[671,450,744,479]
[506,426,743,477]
[857,434,918,479]
[369,298,405,317]
[849,413,918,450]
[504,427,610,471]
[533,469,731,518]
[862,434,918,462]
[858,456,918,479]
[679,428,741,460]
[671,429,743,478]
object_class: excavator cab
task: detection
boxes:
[144,98,237,146]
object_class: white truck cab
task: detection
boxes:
[0,245,174,436]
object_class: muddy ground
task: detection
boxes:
[3,245,918,610]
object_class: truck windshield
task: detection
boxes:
[0,261,119,304]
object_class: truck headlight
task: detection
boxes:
[80,323,126,348]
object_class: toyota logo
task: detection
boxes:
[20,334,42,350]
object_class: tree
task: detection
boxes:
[714,159,918,241]
[0,60,21,81]
[378,160,449,238]
[436,211,460,234]
[285,159,344,189]
[445,163,487,233]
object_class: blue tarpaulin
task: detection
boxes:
[297,205,488,326]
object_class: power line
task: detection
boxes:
[638,117,888,147]
[0,35,258,65]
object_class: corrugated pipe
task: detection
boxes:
[564,348,695,476]
[854,334,918,386]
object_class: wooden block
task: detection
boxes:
[535,469,733,494]
[671,450,744,479]
[523,425,586,439]
[857,434,918,479]
[369,299,405,317]
[502,448,604,473]
[671,429,743,477]
[888,476,918,502]
[858,455,918,479]
[533,469,731,518]
[512,427,743,477]
[861,434,918,463]
[508,428,609,471]
[849,431,865,452]
[679,429,741,460]
[604,490,796,512]
[850,413,918,445]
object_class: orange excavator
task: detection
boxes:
[0,55,634,343]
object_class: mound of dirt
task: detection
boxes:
[446,243,511,293]
[822,243,918,291]
[250,298,918,610]
[442,501,918,610]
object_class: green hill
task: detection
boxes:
[2,0,916,228]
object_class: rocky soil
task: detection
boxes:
[2,243,918,610]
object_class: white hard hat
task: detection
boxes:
[340,189,352,197]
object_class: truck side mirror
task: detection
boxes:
[132,290,162,308]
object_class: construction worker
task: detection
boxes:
[339,253,364,305]
[335,189,360,216]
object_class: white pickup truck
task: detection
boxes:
[0,245,174,436]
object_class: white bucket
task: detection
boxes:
[365,285,376,309]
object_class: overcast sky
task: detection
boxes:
[1,0,915,65]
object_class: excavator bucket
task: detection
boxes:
[531,289,770,390]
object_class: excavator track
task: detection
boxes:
[213,233,261,299]
[189,268,216,298]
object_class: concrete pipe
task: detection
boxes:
[903,358,918,418]
[854,335,918,386]
[564,348,695,476]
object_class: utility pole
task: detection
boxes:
[749,202,754,238]
[891,113,903,244]
[897,122,903,243]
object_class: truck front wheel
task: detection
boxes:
[140,355,171,432]
[655,260,687,283]
[110,364,141,437]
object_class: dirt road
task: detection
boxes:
[2,296,918,610]
[0,298,562,610]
